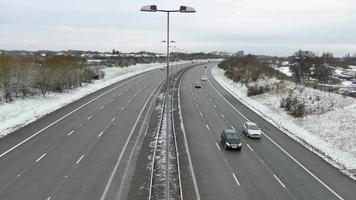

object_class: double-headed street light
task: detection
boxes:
[140,5,195,200]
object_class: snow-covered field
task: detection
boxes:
[0,60,197,138]
[211,66,356,175]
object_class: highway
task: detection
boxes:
[0,61,355,200]
[176,63,356,200]
[0,63,191,200]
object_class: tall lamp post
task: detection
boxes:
[162,40,176,74]
[140,5,196,200]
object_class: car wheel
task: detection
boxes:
[223,143,227,150]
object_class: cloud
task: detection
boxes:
[0,0,355,56]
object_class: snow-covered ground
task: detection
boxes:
[211,66,356,176]
[0,60,201,138]
[276,66,293,77]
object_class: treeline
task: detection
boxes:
[219,54,287,83]
[218,54,288,96]
[102,52,222,67]
[0,54,102,102]
[289,50,337,84]
[102,56,167,67]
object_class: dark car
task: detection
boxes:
[204,66,208,68]
[194,82,202,88]
[220,129,242,150]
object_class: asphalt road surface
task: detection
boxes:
[1,61,355,200]
[177,63,356,200]
[0,62,191,200]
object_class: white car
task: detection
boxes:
[201,76,207,81]
[242,122,261,139]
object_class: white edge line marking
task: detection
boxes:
[35,153,47,163]
[0,73,144,159]
[178,72,201,200]
[100,83,157,200]
[76,154,84,164]
[67,130,74,136]
[273,174,286,188]
[98,131,104,138]
[215,143,221,151]
[230,125,235,130]
[246,144,254,152]
[232,173,241,186]
[206,70,345,200]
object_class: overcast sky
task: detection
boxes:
[0,0,355,56]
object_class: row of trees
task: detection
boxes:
[218,55,288,96]
[218,54,288,84]
[290,50,336,84]
[0,54,102,102]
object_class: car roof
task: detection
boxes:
[223,129,237,134]
[245,122,257,126]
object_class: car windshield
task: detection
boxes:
[226,133,239,141]
[248,124,259,130]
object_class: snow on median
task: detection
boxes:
[211,65,356,175]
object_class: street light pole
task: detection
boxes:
[165,11,170,200]
[140,5,196,200]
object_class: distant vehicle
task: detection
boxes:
[194,82,202,88]
[160,67,164,70]
[351,79,356,84]
[242,122,262,139]
[201,76,207,81]
[204,66,208,68]
[220,129,242,150]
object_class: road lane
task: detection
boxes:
[199,63,356,200]
[179,67,250,200]
[0,64,176,200]
[180,66,295,200]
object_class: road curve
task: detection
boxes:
[176,62,356,200]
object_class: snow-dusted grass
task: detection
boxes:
[212,66,356,172]
[0,60,194,138]
[276,66,292,77]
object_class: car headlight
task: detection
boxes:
[225,142,231,146]
[238,143,242,146]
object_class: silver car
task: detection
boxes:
[242,122,262,139]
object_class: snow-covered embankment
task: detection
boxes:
[211,65,356,177]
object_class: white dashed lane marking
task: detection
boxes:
[98,131,104,138]
[232,173,241,186]
[215,143,221,151]
[76,154,85,164]
[35,153,46,163]
[206,124,210,130]
[247,144,254,152]
[274,174,286,188]
[67,130,74,136]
